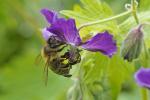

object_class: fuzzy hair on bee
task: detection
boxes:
[40,36,81,85]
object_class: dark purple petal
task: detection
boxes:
[47,18,67,42]
[48,18,81,45]
[41,28,56,41]
[81,31,117,57]
[41,9,81,45]
[41,9,58,24]
[134,67,150,88]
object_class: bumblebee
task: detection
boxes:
[50,57,72,77]
[61,48,81,65]
[51,48,81,77]
[41,36,81,84]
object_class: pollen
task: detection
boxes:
[62,59,69,64]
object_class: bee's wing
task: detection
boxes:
[43,57,50,86]
[34,54,48,86]
[35,54,43,66]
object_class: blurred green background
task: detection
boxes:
[0,0,141,100]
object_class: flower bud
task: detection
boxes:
[121,25,144,62]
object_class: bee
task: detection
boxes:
[50,57,72,77]
[41,36,66,83]
[61,48,81,65]
[41,36,81,85]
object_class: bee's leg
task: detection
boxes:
[63,67,72,77]
[78,49,83,52]
[56,45,67,52]
[61,51,70,59]
[68,53,81,65]
[58,66,72,77]
[59,57,65,60]
[64,74,72,77]
[35,54,42,65]
[44,57,50,86]
[59,60,69,68]
[77,54,81,63]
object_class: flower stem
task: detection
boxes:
[131,0,139,24]
[78,10,132,31]
[78,0,140,31]
[143,41,149,59]
[141,88,148,100]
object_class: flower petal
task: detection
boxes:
[81,31,117,57]
[41,9,58,24]
[134,67,150,88]
[48,18,81,45]
[41,28,56,41]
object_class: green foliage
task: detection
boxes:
[1,0,150,100]
[0,47,71,100]
[106,54,134,99]
[60,0,119,37]
[119,11,150,34]
[68,51,134,100]
[139,0,150,10]
[0,0,76,100]
[60,0,150,100]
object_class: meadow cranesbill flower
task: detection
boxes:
[134,67,150,88]
[41,8,117,57]
[121,25,143,62]
[40,8,117,77]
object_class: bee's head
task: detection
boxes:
[47,36,65,48]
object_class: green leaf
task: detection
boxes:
[119,11,150,49]
[60,1,137,99]
[60,0,119,37]
[106,54,134,100]
[119,11,150,34]
[139,0,150,10]
[68,51,134,100]
[0,48,71,100]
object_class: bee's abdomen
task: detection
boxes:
[50,58,72,77]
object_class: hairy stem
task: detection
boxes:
[141,88,148,100]
[131,0,139,24]
[78,10,132,31]
[78,0,140,31]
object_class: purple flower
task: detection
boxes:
[41,9,117,57]
[134,67,150,88]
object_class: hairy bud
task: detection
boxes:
[121,25,144,62]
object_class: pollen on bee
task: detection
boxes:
[62,59,69,64]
